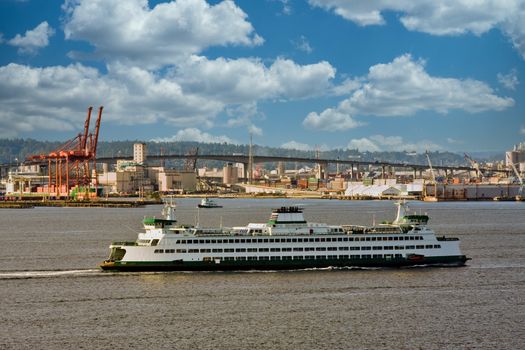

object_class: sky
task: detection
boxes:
[0,0,524,154]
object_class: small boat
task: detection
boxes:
[197,198,222,208]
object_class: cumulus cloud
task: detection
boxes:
[293,35,313,53]
[308,0,525,59]
[173,55,335,102]
[347,135,442,152]
[0,63,223,134]
[497,69,519,90]
[8,21,54,54]
[63,0,263,68]
[151,128,237,144]
[303,108,363,131]
[281,141,330,151]
[304,54,513,130]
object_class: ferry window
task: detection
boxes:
[326,238,332,242]
[373,246,382,250]
[247,257,257,261]
[362,254,371,259]
[316,255,326,259]
[258,248,269,252]
[282,256,293,260]
[236,248,246,252]
[388,237,393,241]
[294,256,303,260]
[371,237,376,241]
[425,245,433,249]
[373,254,382,258]
[362,246,371,250]
[338,238,343,242]
[176,249,186,253]
[315,247,326,251]
[228,239,235,243]
[292,238,298,243]
[395,246,404,250]
[200,249,211,253]
[339,255,349,259]
[224,248,234,253]
[188,249,199,253]
[305,247,315,251]
[395,254,402,258]
[350,247,360,251]
[338,247,349,251]
[257,239,263,243]
[327,247,337,251]
[434,245,441,248]
[259,256,269,260]
[416,245,424,249]
[282,248,292,252]
[320,238,326,242]
[406,245,415,249]
[269,239,275,243]
[263,239,269,243]
[347,238,352,241]
[409,237,415,240]
[350,255,360,259]
[234,239,240,243]
[383,246,393,250]
[151,239,159,246]
[247,248,257,252]
[327,255,337,259]
[310,229,314,234]
[240,239,246,243]
[270,256,280,260]
[298,238,304,243]
[293,247,303,251]
[286,238,292,243]
[394,237,399,241]
[212,249,223,253]
[236,257,246,261]
[365,237,371,241]
[270,248,280,252]
[315,238,320,242]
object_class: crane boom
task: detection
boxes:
[425,151,436,183]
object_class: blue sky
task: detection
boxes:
[0,0,524,153]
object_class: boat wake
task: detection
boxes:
[0,269,100,280]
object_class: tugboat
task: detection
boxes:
[100,201,469,272]
[197,197,222,208]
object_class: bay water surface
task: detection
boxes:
[1,199,524,349]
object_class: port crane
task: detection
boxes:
[464,153,483,178]
[27,106,103,199]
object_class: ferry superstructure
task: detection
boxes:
[100,201,469,271]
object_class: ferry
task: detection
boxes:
[197,197,222,208]
[100,201,469,271]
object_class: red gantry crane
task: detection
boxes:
[27,106,103,199]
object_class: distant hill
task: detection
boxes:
[0,138,468,168]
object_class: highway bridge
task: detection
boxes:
[2,153,505,179]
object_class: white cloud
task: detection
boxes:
[63,0,263,68]
[151,128,237,144]
[308,0,525,59]
[303,108,364,131]
[0,63,224,135]
[347,135,442,152]
[520,126,525,135]
[293,35,313,53]
[281,141,330,151]
[305,54,513,130]
[497,69,519,90]
[8,21,54,54]
[174,55,336,102]
[446,138,463,145]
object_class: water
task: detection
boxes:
[1,199,524,349]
